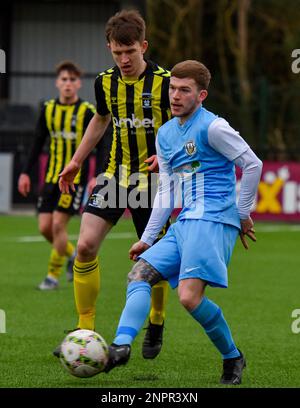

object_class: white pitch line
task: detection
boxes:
[255,225,300,232]
[4,225,300,243]
[8,232,136,243]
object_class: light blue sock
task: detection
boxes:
[190,297,240,359]
[113,281,151,346]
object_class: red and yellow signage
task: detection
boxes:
[237,162,300,221]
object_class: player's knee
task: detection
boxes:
[77,238,97,260]
[39,222,52,241]
[52,219,65,236]
[179,292,203,312]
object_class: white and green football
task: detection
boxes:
[60,329,109,378]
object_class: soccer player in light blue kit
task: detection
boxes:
[105,60,263,385]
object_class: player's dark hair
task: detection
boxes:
[105,9,146,45]
[171,60,211,90]
[55,60,83,78]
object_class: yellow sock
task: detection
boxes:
[65,241,75,258]
[74,258,100,330]
[47,248,65,280]
[149,280,169,325]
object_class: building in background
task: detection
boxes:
[0,0,146,206]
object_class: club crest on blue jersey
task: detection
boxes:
[141,93,152,109]
[185,140,197,156]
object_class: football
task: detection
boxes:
[59,329,109,378]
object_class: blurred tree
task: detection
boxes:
[146,0,300,160]
[146,0,204,66]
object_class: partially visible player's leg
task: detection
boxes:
[38,212,62,290]
[74,212,113,330]
[131,206,170,358]
[106,230,180,372]
[38,210,74,288]
[38,185,82,289]
[38,213,53,243]
[179,279,245,384]
[55,184,85,282]
[74,183,125,330]
[149,280,168,325]
[52,211,72,256]
[177,220,245,384]
[36,184,59,290]
[179,278,240,359]
[143,279,168,358]
[52,213,109,357]
[43,211,72,284]
[65,241,76,282]
[53,183,123,357]
[105,259,162,372]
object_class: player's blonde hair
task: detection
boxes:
[171,60,211,90]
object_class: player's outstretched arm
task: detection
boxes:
[18,173,31,197]
[239,217,256,250]
[129,241,150,261]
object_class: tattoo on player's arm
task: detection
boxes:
[127,259,162,286]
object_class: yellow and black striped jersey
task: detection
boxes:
[23,98,96,185]
[95,60,171,187]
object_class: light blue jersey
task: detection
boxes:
[157,106,241,229]
[140,104,261,288]
[113,99,261,362]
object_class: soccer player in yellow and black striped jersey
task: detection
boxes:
[18,60,103,290]
[58,10,171,359]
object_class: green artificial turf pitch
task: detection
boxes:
[0,215,299,388]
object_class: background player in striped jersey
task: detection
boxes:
[58,10,171,359]
[18,61,105,290]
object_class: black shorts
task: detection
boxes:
[37,183,85,215]
[84,181,170,239]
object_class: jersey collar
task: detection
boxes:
[114,59,153,83]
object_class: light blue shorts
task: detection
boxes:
[140,219,239,289]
